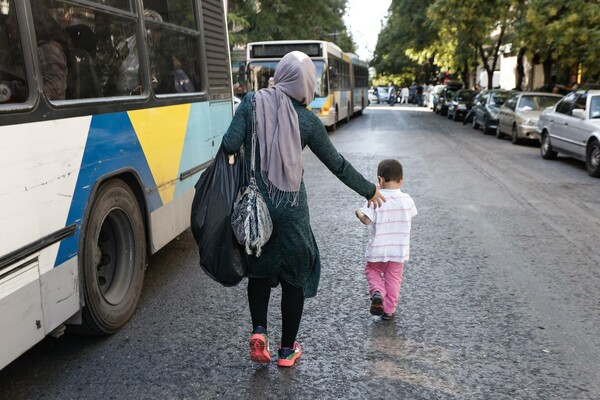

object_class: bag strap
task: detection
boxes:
[250,94,258,184]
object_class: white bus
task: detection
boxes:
[245,40,367,130]
[347,52,369,116]
[0,0,232,370]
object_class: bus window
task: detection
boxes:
[150,25,202,95]
[150,0,195,30]
[96,0,132,11]
[33,1,203,99]
[144,7,202,95]
[0,0,28,104]
[32,1,70,100]
[314,60,328,98]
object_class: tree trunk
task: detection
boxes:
[516,47,526,91]
[461,59,470,88]
[543,55,553,85]
[478,44,494,89]
[478,25,505,90]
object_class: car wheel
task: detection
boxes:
[586,139,600,177]
[511,124,521,145]
[453,111,459,121]
[447,110,453,119]
[472,115,479,130]
[78,179,146,335]
[496,125,504,139]
[483,118,493,135]
[540,131,557,160]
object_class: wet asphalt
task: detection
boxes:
[1,103,599,399]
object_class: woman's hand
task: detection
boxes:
[367,186,386,209]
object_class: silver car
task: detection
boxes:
[537,89,600,177]
[497,92,562,144]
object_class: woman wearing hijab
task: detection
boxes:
[222,51,384,367]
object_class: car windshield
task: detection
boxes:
[491,91,511,106]
[448,89,460,98]
[457,90,476,101]
[518,95,561,111]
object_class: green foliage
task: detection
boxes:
[523,0,600,81]
[372,0,600,86]
[227,0,356,53]
[229,0,600,84]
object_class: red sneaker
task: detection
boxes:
[277,341,302,367]
[249,327,271,364]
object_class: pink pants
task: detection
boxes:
[365,261,405,314]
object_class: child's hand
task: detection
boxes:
[355,208,372,225]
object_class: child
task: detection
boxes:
[355,159,417,320]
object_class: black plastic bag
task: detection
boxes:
[191,144,246,286]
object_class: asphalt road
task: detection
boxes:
[1,102,599,399]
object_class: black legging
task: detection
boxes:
[247,277,304,348]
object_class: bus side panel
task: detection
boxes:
[0,258,44,371]
[148,100,232,252]
[0,118,90,271]
[353,87,367,113]
[335,90,351,121]
[55,112,159,267]
[40,257,79,333]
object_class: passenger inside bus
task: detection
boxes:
[1,1,68,102]
[30,2,69,100]
[115,9,162,95]
[116,9,194,96]
[0,1,27,103]
[66,24,102,99]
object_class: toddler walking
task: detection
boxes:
[355,159,417,320]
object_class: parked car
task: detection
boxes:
[472,89,514,134]
[537,89,600,177]
[447,89,478,121]
[375,86,390,104]
[496,92,562,144]
[430,84,446,112]
[437,81,463,116]
[368,88,378,104]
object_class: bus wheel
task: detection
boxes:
[346,103,351,123]
[79,179,146,335]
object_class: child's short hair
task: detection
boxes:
[377,159,403,182]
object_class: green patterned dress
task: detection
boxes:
[222,94,375,297]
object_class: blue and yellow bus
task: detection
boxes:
[0,0,232,369]
[245,40,368,130]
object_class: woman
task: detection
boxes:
[222,51,384,367]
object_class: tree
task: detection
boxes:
[523,0,600,84]
[371,0,437,83]
[228,0,356,53]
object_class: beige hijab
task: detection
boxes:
[254,51,317,206]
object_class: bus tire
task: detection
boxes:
[346,102,351,123]
[79,179,146,335]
